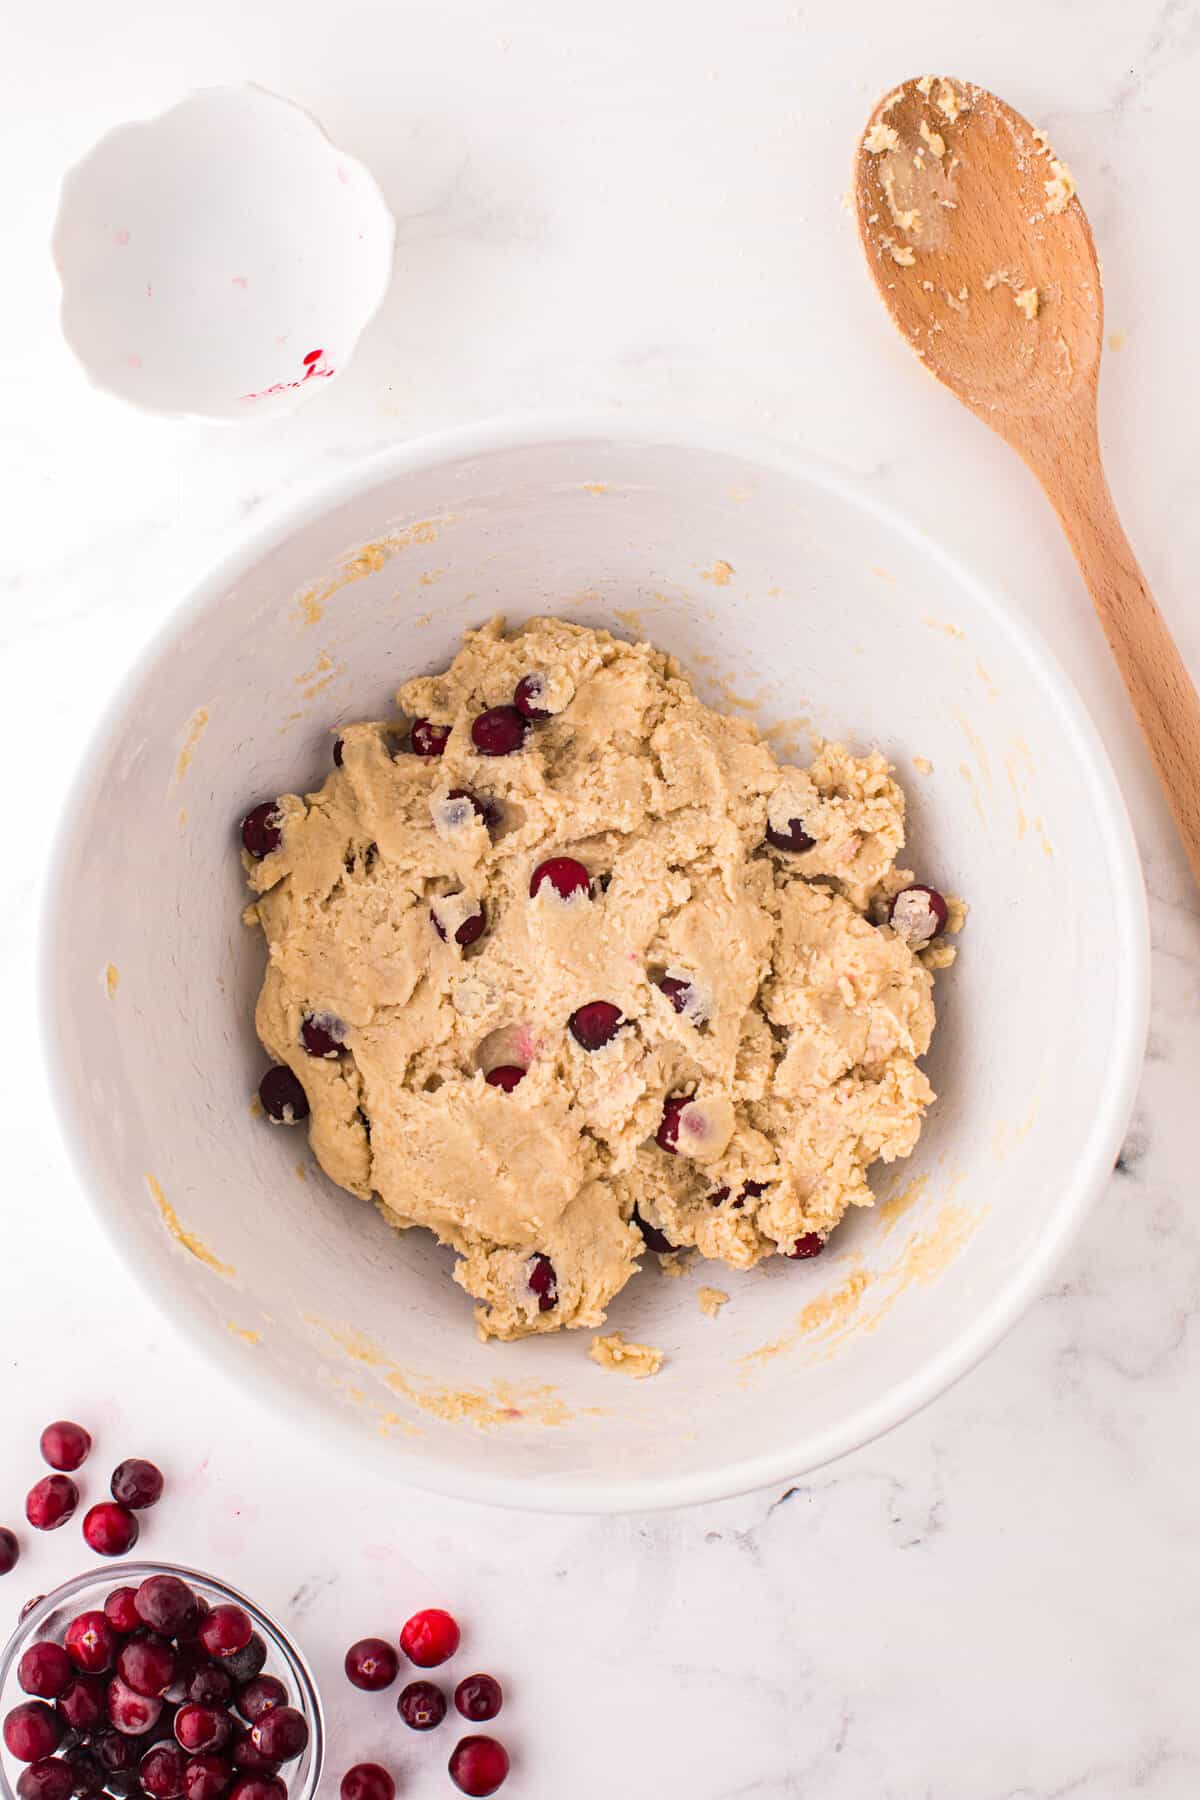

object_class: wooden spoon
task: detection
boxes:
[854,74,1200,883]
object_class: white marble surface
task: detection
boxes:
[3,0,1200,1794]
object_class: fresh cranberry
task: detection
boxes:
[104,1587,142,1634]
[107,1676,163,1736]
[454,1675,502,1722]
[484,1065,526,1093]
[118,1638,177,1698]
[656,975,693,1014]
[64,1612,116,1674]
[185,1664,233,1708]
[198,1607,252,1660]
[109,1457,164,1510]
[513,673,552,721]
[228,1780,287,1800]
[235,1677,286,1724]
[258,1066,310,1124]
[82,1502,139,1557]
[397,1680,446,1731]
[19,1645,73,1700]
[787,1233,825,1259]
[176,1595,212,1644]
[529,856,590,901]
[0,1527,19,1574]
[444,788,499,829]
[449,1736,509,1797]
[400,1608,460,1669]
[4,1703,63,1763]
[140,1745,188,1800]
[248,1709,307,1764]
[183,1754,234,1800]
[93,1732,140,1775]
[343,1640,398,1693]
[63,1746,107,1798]
[431,900,487,948]
[655,1095,689,1154]
[888,883,949,947]
[411,719,451,757]
[526,1254,557,1312]
[470,706,527,757]
[136,1577,200,1638]
[39,1422,92,1473]
[17,1759,75,1800]
[220,1635,266,1686]
[332,737,345,768]
[25,1476,78,1532]
[766,815,815,853]
[176,1707,233,1755]
[56,1675,107,1732]
[241,804,283,859]
[567,1001,624,1050]
[340,1764,394,1800]
[229,1730,277,1776]
[299,1013,345,1058]
[634,1209,673,1253]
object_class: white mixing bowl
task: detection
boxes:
[41,421,1148,1512]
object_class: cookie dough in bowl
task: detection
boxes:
[243,617,959,1343]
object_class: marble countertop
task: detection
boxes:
[3,0,1199,1794]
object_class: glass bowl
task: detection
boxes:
[0,1563,323,1800]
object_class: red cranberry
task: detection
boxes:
[228,1781,287,1800]
[93,1732,140,1775]
[19,1645,73,1700]
[248,1709,307,1764]
[888,883,949,947]
[655,1095,688,1154]
[449,1736,509,1797]
[5,1703,64,1762]
[454,1675,502,1723]
[118,1638,177,1698]
[431,900,487,948]
[396,1681,446,1731]
[529,856,591,901]
[258,1067,310,1123]
[634,1209,673,1253]
[187,1665,234,1708]
[26,1476,79,1532]
[235,1678,286,1724]
[104,1587,142,1634]
[140,1745,188,1800]
[299,1013,345,1058]
[766,815,815,853]
[17,1759,75,1800]
[470,705,527,757]
[656,975,693,1014]
[39,1423,92,1473]
[332,737,345,768]
[64,1613,117,1674]
[400,1608,460,1669]
[484,1065,526,1093]
[56,1675,107,1732]
[0,1526,19,1574]
[513,673,552,721]
[63,1746,106,1797]
[526,1254,557,1312]
[82,1502,139,1557]
[567,1000,624,1050]
[343,1640,398,1693]
[136,1577,200,1638]
[411,719,451,757]
[444,788,500,829]
[176,1707,233,1755]
[230,1730,278,1776]
[112,1456,164,1509]
[340,1765,394,1800]
[241,804,283,859]
[183,1755,234,1800]
[220,1636,266,1686]
[787,1233,825,1259]
[198,1607,252,1660]
[107,1677,163,1736]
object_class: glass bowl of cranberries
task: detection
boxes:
[0,1565,323,1800]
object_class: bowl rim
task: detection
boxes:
[37,413,1151,1513]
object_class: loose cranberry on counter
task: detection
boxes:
[765,814,815,854]
[19,1644,73,1700]
[117,1638,177,1698]
[888,883,949,948]
[655,1095,688,1154]
[140,1745,188,1800]
[787,1233,825,1260]
[107,1676,163,1736]
[449,1735,509,1797]
[399,1608,461,1669]
[64,1613,116,1674]
[340,1764,394,1800]
[454,1675,503,1723]
[82,1503,139,1558]
[343,1640,398,1693]
[396,1681,446,1731]
[175,1707,232,1756]
[526,1255,557,1313]
[248,1709,307,1764]
[111,1458,165,1510]
[633,1208,673,1253]
[240,804,283,860]
[484,1066,526,1094]
[4,1702,64,1763]
[56,1675,107,1732]
[103,1587,141,1634]
[0,1526,19,1574]
[299,1013,346,1059]
[38,1423,92,1473]
[16,1759,75,1800]
[198,1606,252,1660]
[567,1001,624,1051]
[411,719,452,758]
[235,1677,286,1724]
[528,856,591,901]
[228,1780,287,1800]
[221,1635,267,1686]
[183,1754,235,1800]
[26,1477,78,1533]
[258,1067,310,1124]
[230,1730,278,1776]
[136,1577,200,1638]
[470,706,527,757]
[187,1665,234,1708]
[513,673,552,722]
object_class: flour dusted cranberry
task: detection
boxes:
[655,1095,688,1154]
[187,1665,234,1708]
[228,1780,287,1800]
[529,856,591,901]
[175,1707,232,1756]
[888,883,948,948]
[787,1233,824,1260]
[568,1001,624,1051]
[17,1759,75,1800]
[83,1502,139,1557]
[634,1209,673,1254]
[136,1577,200,1638]
[411,718,452,758]
[104,1587,141,1634]
[526,1255,557,1313]
[470,706,527,757]
[248,1708,307,1764]
[26,1477,78,1532]
[397,1681,446,1731]
[299,1013,346,1058]
[183,1754,235,1800]
[117,1638,177,1698]
[400,1608,461,1669]
[198,1607,252,1660]
[513,673,551,721]
[765,814,815,854]
[5,1703,63,1762]
[343,1640,397,1693]
[454,1676,502,1723]
[0,1527,19,1574]
[56,1675,106,1732]
[140,1745,187,1800]
[240,804,283,860]
[340,1765,394,1800]
[39,1423,92,1473]
[484,1065,526,1093]
[449,1736,509,1797]
[220,1635,266,1686]
[107,1676,162,1736]
[19,1645,73,1700]
[65,1613,116,1674]
[235,1678,286,1724]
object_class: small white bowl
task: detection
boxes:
[51,84,395,422]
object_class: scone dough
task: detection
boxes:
[245,618,947,1341]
